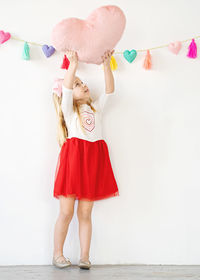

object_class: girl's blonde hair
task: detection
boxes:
[52,77,96,148]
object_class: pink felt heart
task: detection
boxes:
[168,41,182,55]
[0,30,11,44]
[51,5,126,64]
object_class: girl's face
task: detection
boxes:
[72,77,90,102]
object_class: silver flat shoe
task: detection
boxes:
[78,259,91,269]
[52,255,71,268]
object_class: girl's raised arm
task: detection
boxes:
[93,50,116,113]
[63,51,78,89]
[102,50,115,94]
[61,51,78,119]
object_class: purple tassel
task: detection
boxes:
[187,38,197,58]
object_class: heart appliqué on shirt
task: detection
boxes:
[80,111,95,132]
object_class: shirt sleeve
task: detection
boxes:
[92,90,116,113]
[61,84,74,119]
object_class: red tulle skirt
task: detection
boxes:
[53,137,119,201]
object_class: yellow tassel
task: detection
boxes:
[101,56,118,70]
[110,56,118,71]
[143,50,152,70]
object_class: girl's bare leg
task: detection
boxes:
[77,199,94,261]
[53,196,76,262]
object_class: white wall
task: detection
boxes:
[1,0,200,265]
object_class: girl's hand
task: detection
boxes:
[66,50,78,68]
[101,49,115,66]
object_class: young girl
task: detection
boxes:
[52,50,119,269]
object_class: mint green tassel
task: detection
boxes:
[22,42,30,60]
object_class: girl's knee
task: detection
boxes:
[77,208,92,221]
[77,212,91,221]
[59,210,74,222]
[59,196,75,221]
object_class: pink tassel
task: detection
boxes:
[143,50,152,70]
[187,38,197,58]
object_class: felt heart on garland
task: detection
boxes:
[123,49,137,63]
[0,30,11,44]
[51,5,126,64]
[168,41,182,55]
[42,44,55,57]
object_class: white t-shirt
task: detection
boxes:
[61,84,115,142]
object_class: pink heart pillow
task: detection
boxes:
[51,5,126,65]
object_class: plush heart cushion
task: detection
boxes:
[51,5,126,64]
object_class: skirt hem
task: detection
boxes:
[53,190,119,201]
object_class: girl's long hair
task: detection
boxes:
[52,78,96,148]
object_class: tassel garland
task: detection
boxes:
[0,29,200,71]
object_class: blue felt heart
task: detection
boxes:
[123,49,137,63]
[42,45,55,57]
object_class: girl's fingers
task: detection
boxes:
[66,50,78,62]
[102,49,114,62]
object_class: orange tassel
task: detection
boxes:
[61,54,70,70]
[143,50,152,70]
